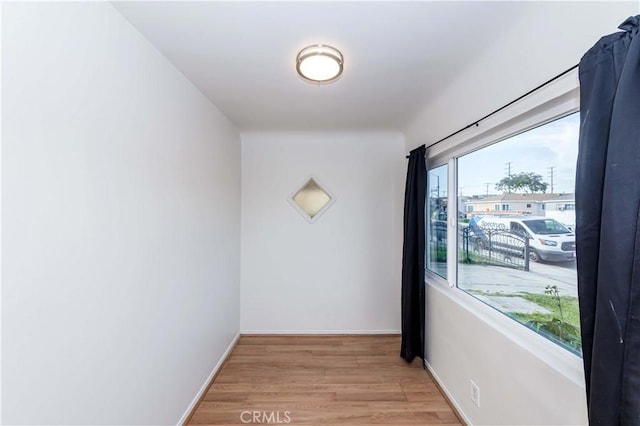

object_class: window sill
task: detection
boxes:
[424,271,585,388]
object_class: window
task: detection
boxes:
[510,222,529,238]
[522,218,571,235]
[427,164,448,278]
[288,177,335,223]
[428,112,581,356]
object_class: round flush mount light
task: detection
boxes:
[296,44,344,84]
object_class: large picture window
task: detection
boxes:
[428,112,581,355]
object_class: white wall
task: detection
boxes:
[405,2,639,425]
[241,132,404,333]
[405,1,640,148]
[0,3,4,422]
[426,285,588,425]
[2,3,240,424]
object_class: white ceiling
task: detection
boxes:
[113,1,528,132]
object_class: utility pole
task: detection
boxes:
[484,182,491,196]
[505,162,512,193]
[548,166,555,194]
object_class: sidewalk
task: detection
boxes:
[458,262,577,297]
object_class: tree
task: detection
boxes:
[495,172,548,193]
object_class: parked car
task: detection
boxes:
[469,216,576,262]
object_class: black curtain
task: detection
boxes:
[576,15,640,425]
[401,145,426,362]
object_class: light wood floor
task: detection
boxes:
[187,335,462,425]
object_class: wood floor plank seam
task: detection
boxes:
[187,335,463,425]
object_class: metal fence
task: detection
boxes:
[460,226,530,271]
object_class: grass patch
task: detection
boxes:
[430,244,447,263]
[519,293,580,328]
[467,290,582,354]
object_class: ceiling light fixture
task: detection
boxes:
[296,44,344,84]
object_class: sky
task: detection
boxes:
[453,112,580,197]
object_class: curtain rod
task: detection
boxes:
[406,63,579,159]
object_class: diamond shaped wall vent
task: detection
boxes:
[288,176,335,223]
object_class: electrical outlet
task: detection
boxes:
[470,380,480,408]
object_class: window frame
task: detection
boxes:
[423,69,583,384]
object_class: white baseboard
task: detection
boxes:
[177,332,240,426]
[240,329,401,335]
[424,359,472,426]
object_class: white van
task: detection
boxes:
[468,216,576,262]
